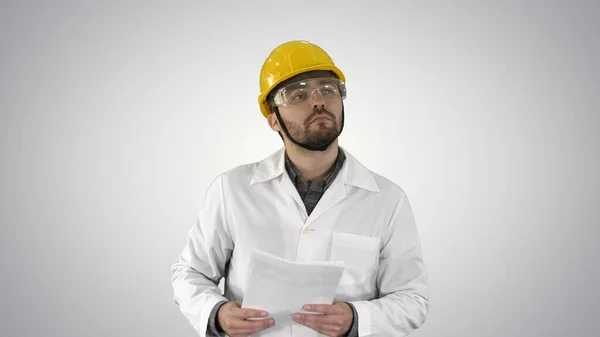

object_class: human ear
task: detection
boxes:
[268,113,281,132]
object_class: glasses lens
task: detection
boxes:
[274,78,346,107]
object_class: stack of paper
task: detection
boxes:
[241,249,345,326]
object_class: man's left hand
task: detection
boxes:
[294,300,353,337]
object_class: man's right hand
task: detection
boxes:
[217,301,275,337]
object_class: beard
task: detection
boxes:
[282,108,341,148]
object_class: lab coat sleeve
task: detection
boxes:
[171,174,234,337]
[349,191,430,336]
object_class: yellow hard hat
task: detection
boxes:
[258,40,346,118]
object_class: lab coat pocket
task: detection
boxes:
[330,232,380,286]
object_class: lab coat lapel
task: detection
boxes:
[279,169,306,214]
[249,148,306,214]
[307,147,381,224]
[305,171,347,225]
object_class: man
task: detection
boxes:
[171,40,430,337]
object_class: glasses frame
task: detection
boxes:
[271,77,347,108]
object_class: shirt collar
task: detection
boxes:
[284,148,345,188]
[250,146,380,192]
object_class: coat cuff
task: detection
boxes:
[207,300,229,337]
[345,302,359,337]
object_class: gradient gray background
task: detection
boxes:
[1,1,598,336]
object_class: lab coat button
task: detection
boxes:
[303,226,313,233]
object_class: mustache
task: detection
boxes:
[306,106,335,123]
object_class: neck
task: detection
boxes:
[285,140,339,181]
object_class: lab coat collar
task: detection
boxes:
[250,146,380,193]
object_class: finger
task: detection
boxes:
[229,317,274,331]
[238,320,275,334]
[298,321,342,337]
[295,312,341,326]
[303,304,339,314]
[229,319,274,336]
[233,307,269,319]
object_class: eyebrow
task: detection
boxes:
[285,82,305,91]
[316,79,337,85]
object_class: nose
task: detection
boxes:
[309,89,326,108]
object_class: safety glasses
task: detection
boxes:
[272,77,347,107]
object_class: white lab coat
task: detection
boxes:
[171,147,429,337]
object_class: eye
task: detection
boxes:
[320,82,338,93]
[291,93,307,100]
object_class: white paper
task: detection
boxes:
[241,249,345,327]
